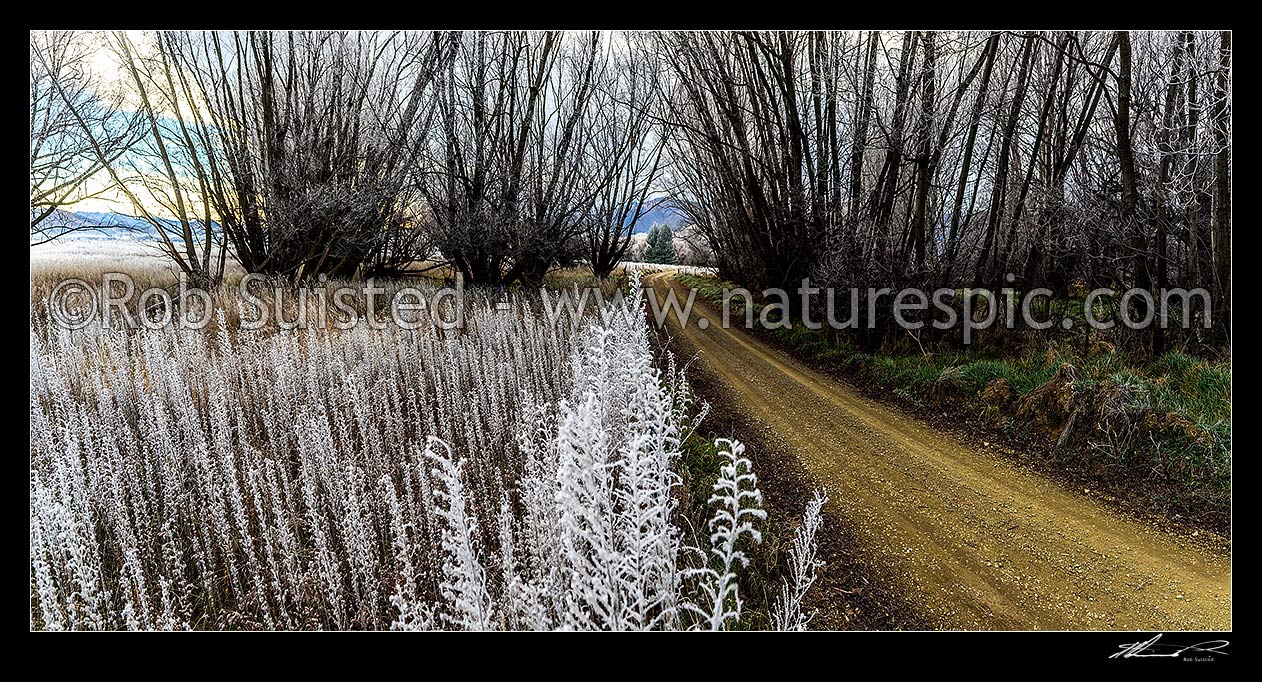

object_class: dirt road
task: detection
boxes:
[647,273,1230,630]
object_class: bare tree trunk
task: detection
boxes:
[1002,33,1065,275]
[943,32,998,284]
[848,31,878,234]
[1182,31,1202,290]
[1113,32,1141,270]
[1111,31,1152,351]
[1153,35,1186,353]
[975,31,1035,286]
[1211,30,1231,339]
[869,31,917,264]
[910,32,935,275]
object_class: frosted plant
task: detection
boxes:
[389,591,438,632]
[682,438,767,630]
[494,276,689,630]
[424,438,495,631]
[553,392,622,629]
[494,495,535,630]
[31,281,588,629]
[383,472,431,632]
[772,490,828,631]
[29,272,822,631]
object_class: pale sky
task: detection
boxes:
[35,30,165,215]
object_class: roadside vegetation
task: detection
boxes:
[677,273,1231,530]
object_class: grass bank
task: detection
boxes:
[676,273,1231,534]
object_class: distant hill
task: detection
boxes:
[631,203,686,233]
[31,208,213,243]
[32,206,676,242]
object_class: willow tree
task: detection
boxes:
[419,31,611,285]
[658,31,849,292]
[30,30,141,243]
[584,33,665,278]
[165,30,456,281]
